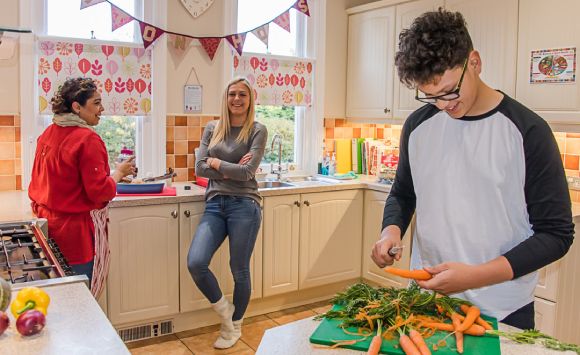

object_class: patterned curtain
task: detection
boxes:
[233,54,313,107]
[37,37,152,116]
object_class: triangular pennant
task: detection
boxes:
[226,33,247,56]
[168,34,193,52]
[111,4,134,31]
[293,0,310,16]
[273,11,291,33]
[198,38,222,60]
[251,24,269,47]
[80,0,106,9]
[139,22,165,49]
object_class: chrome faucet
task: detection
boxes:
[270,134,288,181]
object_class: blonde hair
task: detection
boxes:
[209,77,256,148]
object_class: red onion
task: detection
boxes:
[16,310,45,336]
[0,311,8,335]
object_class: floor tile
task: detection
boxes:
[239,319,278,350]
[175,323,221,339]
[180,330,252,354]
[129,338,193,355]
[311,304,332,314]
[266,305,317,325]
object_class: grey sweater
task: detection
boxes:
[195,120,268,203]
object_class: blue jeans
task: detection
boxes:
[187,195,261,321]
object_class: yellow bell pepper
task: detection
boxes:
[10,287,50,318]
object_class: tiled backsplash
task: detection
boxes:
[0,115,22,191]
[166,115,219,182]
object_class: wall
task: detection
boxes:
[0,0,21,114]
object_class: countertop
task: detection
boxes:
[256,317,576,355]
[1,280,129,355]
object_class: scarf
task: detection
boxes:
[52,112,94,130]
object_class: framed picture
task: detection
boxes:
[184,85,202,113]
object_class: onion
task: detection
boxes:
[16,310,45,336]
[0,311,8,335]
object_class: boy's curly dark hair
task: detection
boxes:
[395,8,473,88]
[51,77,98,114]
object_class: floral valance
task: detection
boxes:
[233,54,313,107]
[37,38,152,116]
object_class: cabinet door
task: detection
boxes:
[516,0,580,115]
[535,262,560,303]
[346,6,395,119]
[535,297,557,336]
[299,190,363,289]
[393,0,444,120]
[446,0,518,96]
[362,190,412,288]
[262,194,300,297]
[108,204,179,325]
[179,201,263,312]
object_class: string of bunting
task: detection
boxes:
[80,0,310,61]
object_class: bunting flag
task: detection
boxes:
[252,24,269,47]
[273,11,291,33]
[79,0,310,60]
[168,34,193,53]
[139,22,165,49]
[198,38,222,60]
[111,4,134,31]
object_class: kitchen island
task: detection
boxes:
[256,317,576,355]
[2,279,129,355]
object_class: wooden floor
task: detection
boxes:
[127,300,332,354]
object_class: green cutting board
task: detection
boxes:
[310,305,500,355]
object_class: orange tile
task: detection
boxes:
[377,128,384,139]
[0,116,14,126]
[175,155,187,168]
[335,119,345,127]
[566,133,580,138]
[0,176,16,191]
[166,115,175,126]
[174,126,187,140]
[180,330,252,353]
[187,116,200,126]
[166,141,174,154]
[14,116,20,127]
[15,128,20,142]
[187,126,201,140]
[201,116,215,127]
[166,155,175,169]
[187,154,194,167]
[325,127,334,139]
[175,116,187,126]
[166,127,174,141]
[0,128,15,142]
[188,141,200,154]
[14,143,20,159]
[565,137,580,154]
[174,168,188,182]
[266,306,316,325]
[0,160,15,175]
[564,154,579,170]
[325,118,335,128]
[15,175,21,190]
[353,127,361,138]
[188,168,195,181]
[238,319,278,350]
[0,143,14,159]
[175,141,188,154]
[325,139,335,152]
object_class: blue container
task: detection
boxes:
[116,182,164,194]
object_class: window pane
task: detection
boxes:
[256,106,295,163]
[237,0,298,56]
[94,116,138,169]
[47,0,140,42]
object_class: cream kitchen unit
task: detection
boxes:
[346,0,518,121]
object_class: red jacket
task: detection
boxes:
[28,125,116,264]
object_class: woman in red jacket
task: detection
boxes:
[29,77,135,296]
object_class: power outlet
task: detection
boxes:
[567,176,580,190]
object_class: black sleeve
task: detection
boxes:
[501,100,575,278]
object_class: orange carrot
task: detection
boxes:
[421,322,486,336]
[384,267,432,280]
[459,304,493,330]
[458,304,481,332]
[451,313,464,354]
[367,320,382,355]
[399,333,422,355]
[409,329,431,355]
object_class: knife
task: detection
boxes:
[388,245,405,257]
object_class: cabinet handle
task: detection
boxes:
[384,108,391,114]
[303,201,310,206]
[171,210,178,218]
[184,210,191,218]
[294,201,301,207]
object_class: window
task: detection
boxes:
[237,0,308,168]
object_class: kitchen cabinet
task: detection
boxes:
[107,204,180,325]
[262,190,363,297]
[178,201,263,312]
[516,0,580,123]
[347,0,518,121]
[361,190,412,288]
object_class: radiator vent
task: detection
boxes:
[117,320,174,343]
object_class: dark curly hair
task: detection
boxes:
[395,8,473,88]
[51,77,98,114]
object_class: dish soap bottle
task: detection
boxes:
[328,153,336,176]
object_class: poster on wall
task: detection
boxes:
[184,85,202,113]
[530,47,576,84]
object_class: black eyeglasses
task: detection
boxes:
[415,59,468,104]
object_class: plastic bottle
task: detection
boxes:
[329,153,336,176]
[322,153,330,175]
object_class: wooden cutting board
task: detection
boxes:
[310,305,501,355]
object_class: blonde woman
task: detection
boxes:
[188,78,267,349]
